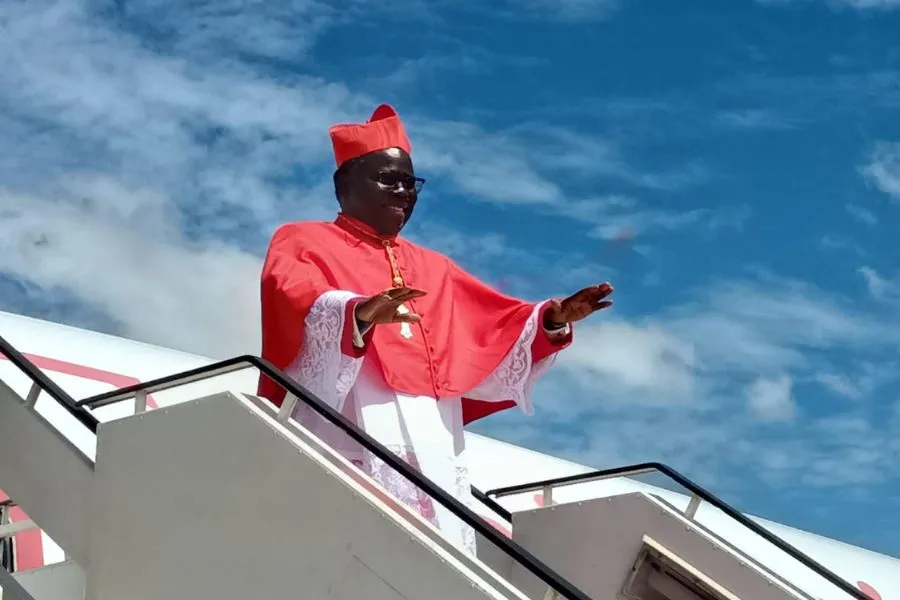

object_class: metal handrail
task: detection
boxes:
[0,500,31,599]
[76,359,519,522]
[0,335,99,432]
[0,501,13,574]
[485,462,869,600]
[0,339,594,600]
[470,487,512,522]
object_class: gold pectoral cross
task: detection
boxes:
[395,303,414,340]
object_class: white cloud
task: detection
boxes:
[837,0,900,7]
[0,186,263,359]
[547,272,898,416]
[861,141,900,199]
[0,0,722,356]
[558,320,698,400]
[476,269,900,501]
[814,372,864,400]
[712,109,799,131]
[746,375,796,421]
[411,120,715,228]
[502,0,622,21]
[665,275,889,372]
[757,0,900,9]
[858,266,900,302]
[412,120,565,205]
[113,0,338,60]
[801,415,890,487]
[819,234,867,257]
[5,0,900,530]
[846,203,878,225]
[584,203,710,241]
[815,361,897,401]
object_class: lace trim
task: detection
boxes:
[464,302,556,415]
[454,463,478,556]
[355,446,478,557]
[285,290,364,412]
[352,445,438,525]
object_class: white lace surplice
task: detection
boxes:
[285,290,564,556]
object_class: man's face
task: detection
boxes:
[343,148,423,236]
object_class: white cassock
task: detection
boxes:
[285,290,569,556]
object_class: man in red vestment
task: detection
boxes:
[257,103,614,555]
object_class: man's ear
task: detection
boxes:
[333,165,352,204]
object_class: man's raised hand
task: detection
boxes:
[544,282,614,327]
[356,287,426,325]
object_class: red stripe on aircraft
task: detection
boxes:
[0,351,158,570]
[858,581,882,600]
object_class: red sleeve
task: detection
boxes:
[258,224,368,405]
[531,302,574,363]
[443,257,571,366]
[442,258,573,426]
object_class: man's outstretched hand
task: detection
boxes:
[356,287,427,325]
[544,282,614,328]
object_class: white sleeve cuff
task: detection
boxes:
[542,322,571,340]
[352,307,373,348]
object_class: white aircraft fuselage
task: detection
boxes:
[0,309,894,600]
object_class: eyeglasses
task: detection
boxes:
[371,171,426,194]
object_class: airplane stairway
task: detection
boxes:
[0,334,876,600]
[478,472,873,600]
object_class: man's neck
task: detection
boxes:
[334,213,401,243]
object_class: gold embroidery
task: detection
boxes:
[336,216,405,288]
[395,304,414,339]
[382,240,405,288]
[337,217,412,340]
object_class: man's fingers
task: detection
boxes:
[370,289,425,310]
[578,283,614,304]
[393,290,426,304]
[385,287,409,299]
[551,283,615,322]
[386,287,427,300]
[378,296,417,312]
[393,313,421,323]
[565,283,613,306]
[594,282,614,297]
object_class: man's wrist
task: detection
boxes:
[354,310,370,332]
[543,317,568,331]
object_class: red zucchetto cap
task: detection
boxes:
[328,104,412,168]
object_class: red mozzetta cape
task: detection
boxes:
[257,214,573,425]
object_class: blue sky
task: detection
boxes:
[1,0,900,559]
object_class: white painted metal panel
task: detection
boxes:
[85,391,533,600]
[0,380,93,568]
[1,568,36,600]
[12,561,85,600]
[506,492,813,600]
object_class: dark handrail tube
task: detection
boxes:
[485,462,869,600]
[0,336,99,432]
[76,358,518,522]
[78,358,254,409]
[470,487,512,522]
[0,341,593,600]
